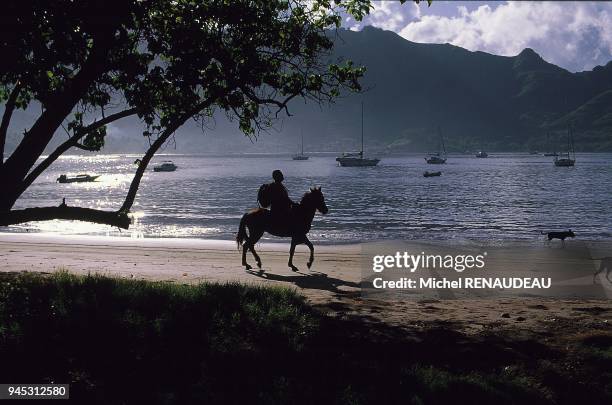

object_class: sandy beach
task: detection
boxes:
[2,232,611,337]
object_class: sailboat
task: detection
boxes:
[292,131,309,160]
[554,125,576,167]
[425,127,447,164]
[336,102,380,167]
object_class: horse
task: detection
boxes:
[236,187,328,271]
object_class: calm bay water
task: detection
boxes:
[8,153,612,243]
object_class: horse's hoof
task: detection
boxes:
[257,261,262,269]
[307,261,313,269]
[245,264,252,270]
[289,265,299,272]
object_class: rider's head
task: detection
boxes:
[272,169,284,183]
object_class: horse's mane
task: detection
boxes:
[300,190,315,205]
[300,188,323,208]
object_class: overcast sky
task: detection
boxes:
[343,1,612,72]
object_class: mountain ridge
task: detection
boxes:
[306,26,612,152]
[3,26,612,153]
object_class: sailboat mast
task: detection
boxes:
[570,124,575,157]
[439,126,446,155]
[361,101,364,155]
[301,130,304,155]
[567,126,570,156]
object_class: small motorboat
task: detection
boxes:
[153,161,177,172]
[57,174,100,183]
[425,154,446,164]
[423,171,442,177]
[475,151,488,158]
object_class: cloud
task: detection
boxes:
[345,1,420,32]
[397,2,612,72]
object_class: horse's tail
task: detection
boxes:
[236,213,249,249]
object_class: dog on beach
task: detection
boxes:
[593,257,612,284]
[541,229,575,243]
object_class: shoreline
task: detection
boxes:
[0,231,362,251]
[2,232,611,337]
[0,230,365,247]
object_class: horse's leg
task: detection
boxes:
[249,230,264,269]
[288,237,299,272]
[242,238,252,270]
[304,236,315,269]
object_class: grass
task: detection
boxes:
[0,271,610,404]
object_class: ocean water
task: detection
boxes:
[7,153,612,243]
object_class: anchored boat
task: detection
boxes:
[336,102,380,167]
[57,174,100,183]
[554,126,576,167]
[425,127,447,164]
[292,131,309,160]
[423,171,442,177]
[153,161,178,172]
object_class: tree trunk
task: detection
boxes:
[0,82,22,164]
[0,37,114,211]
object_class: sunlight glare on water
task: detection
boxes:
[8,153,612,244]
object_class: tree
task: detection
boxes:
[0,0,420,229]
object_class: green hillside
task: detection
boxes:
[287,27,612,152]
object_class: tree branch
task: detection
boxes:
[0,82,22,164]
[19,108,138,197]
[120,99,215,213]
[0,205,130,229]
[73,143,101,152]
[2,35,117,188]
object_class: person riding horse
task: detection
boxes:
[238,183,328,271]
[267,170,294,227]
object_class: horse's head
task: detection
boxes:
[309,186,328,215]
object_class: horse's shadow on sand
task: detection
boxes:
[246,268,361,295]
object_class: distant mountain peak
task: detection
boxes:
[518,47,540,58]
[512,47,561,73]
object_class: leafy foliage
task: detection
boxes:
[1,0,375,143]
[1,0,415,219]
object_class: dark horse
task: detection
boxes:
[236,187,328,271]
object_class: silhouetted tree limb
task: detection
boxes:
[0,81,22,164]
[3,33,120,196]
[119,99,215,214]
[18,108,139,201]
[0,205,130,229]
